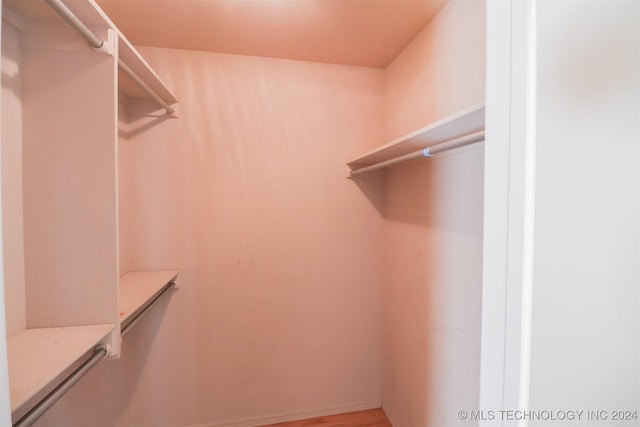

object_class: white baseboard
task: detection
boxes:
[183,400,383,427]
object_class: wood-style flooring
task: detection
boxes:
[260,408,392,427]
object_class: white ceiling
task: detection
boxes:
[94,0,448,68]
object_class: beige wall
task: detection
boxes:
[1,14,25,338]
[529,1,639,423]
[38,49,386,426]
[384,0,485,140]
[381,1,485,426]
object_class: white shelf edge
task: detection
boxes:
[3,0,178,107]
[7,324,115,420]
[119,270,179,332]
[87,0,178,105]
[347,103,485,169]
[117,33,178,104]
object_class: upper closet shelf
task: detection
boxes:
[347,103,485,175]
[117,34,177,108]
[6,0,178,115]
[119,270,179,337]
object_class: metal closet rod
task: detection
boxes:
[349,130,485,177]
[121,281,176,338]
[44,0,176,115]
[14,275,175,426]
[13,345,109,427]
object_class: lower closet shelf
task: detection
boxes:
[7,324,115,419]
[119,270,179,334]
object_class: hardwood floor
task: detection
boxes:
[259,408,392,427]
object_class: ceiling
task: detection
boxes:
[94,0,448,68]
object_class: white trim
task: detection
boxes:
[479,1,513,421]
[480,1,537,425]
[180,400,383,427]
[0,6,15,425]
[517,0,537,422]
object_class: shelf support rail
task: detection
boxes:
[348,130,485,177]
[43,0,176,115]
[13,345,109,427]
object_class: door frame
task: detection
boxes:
[480,1,537,425]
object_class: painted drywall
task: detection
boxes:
[383,0,485,142]
[528,1,639,424]
[1,12,25,338]
[381,1,485,426]
[118,98,132,276]
[37,50,386,426]
[21,26,119,332]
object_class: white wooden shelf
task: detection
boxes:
[1,1,180,424]
[7,324,114,419]
[4,0,178,109]
[117,35,177,104]
[347,103,485,170]
[119,270,179,332]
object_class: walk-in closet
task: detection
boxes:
[0,0,638,426]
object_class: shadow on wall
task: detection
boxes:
[350,172,386,216]
[1,70,20,98]
[119,99,177,140]
[350,144,484,427]
[384,158,435,227]
[350,144,483,231]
